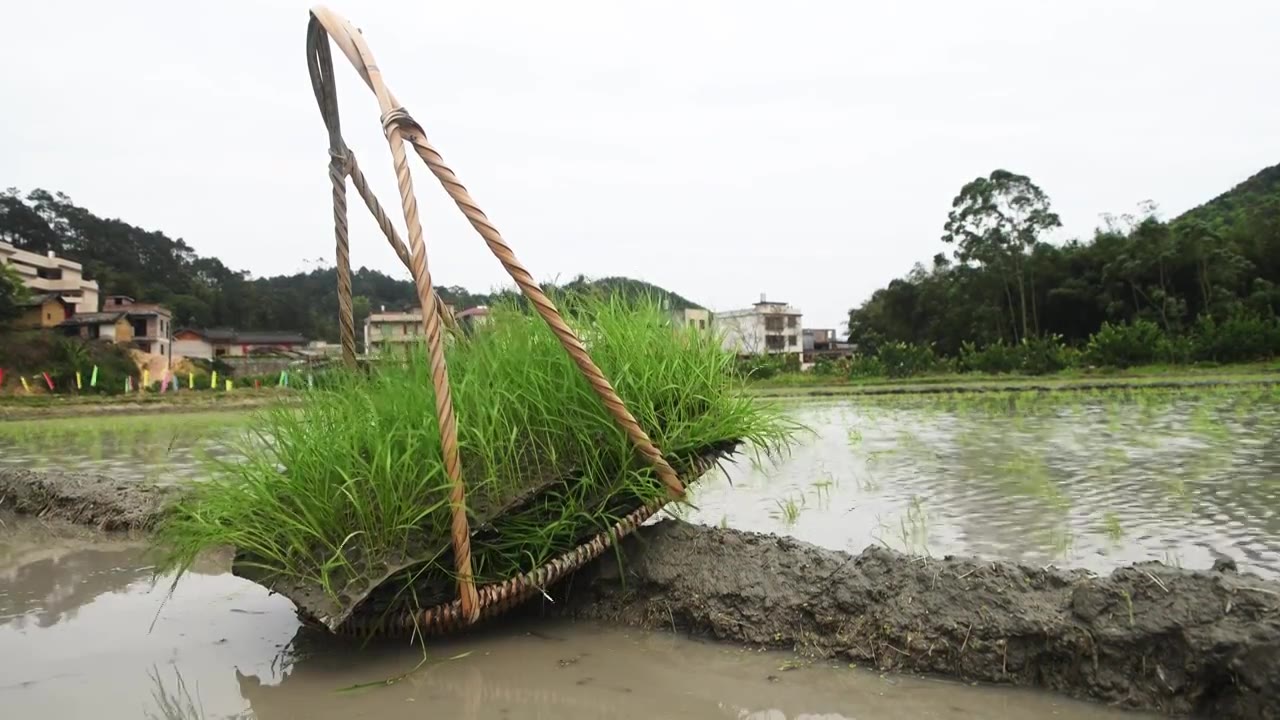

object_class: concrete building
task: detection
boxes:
[59,311,134,342]
[0,241,100,314]
[173,328,308,359]
[363,303,469,352]
[15,293,76,329]
[364,309,425,353]
[670,307,712,332]
[714,295,803,360]
[102,295,173,361]
[455,306,491,335]
[803,328,836,352]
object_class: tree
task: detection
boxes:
[849,162,1280,353]
[0,261,30,325]
[942,170,1061,341]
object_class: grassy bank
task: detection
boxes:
[750,361,1280,396]
[153,297,797,624]
[0,387,298,420]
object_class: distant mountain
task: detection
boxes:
[0,188,702,341]
[558,275,704,310]
[1174,163,1280,230]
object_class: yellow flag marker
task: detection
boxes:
[225,379,233,392]
[211,370,218,389]
[76,371,83,390]
[21,377,31,393]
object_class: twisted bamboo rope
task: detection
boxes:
[305,6,686,628]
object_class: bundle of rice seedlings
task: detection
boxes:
[153,294,796,632]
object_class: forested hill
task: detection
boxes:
[846,163,1280,354]
[0,189,700,341]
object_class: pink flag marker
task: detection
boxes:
[43,372,54,390]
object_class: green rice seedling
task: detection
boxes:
[846,427,863,447]
[1101,512,1124,542]
[154,294,798,623]
[773,494,805,526]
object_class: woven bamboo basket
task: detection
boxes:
[225,7,734,638]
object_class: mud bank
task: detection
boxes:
[561,521,1280,719]
[4,469,1278,717]
[0,468,177,530]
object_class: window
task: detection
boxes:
[764,317,784,332]
[786,317,797,329]
[37,267,63,281]
[765,335,785,350]
[788,336,797,347]
[699,319,706,330]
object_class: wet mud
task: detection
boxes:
[0,468,176,530]
[561,521,1280,718]
[4,468,1279,717]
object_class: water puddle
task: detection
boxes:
[0,517,1149,719]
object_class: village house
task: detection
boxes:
[1,241,100,315]
[363,303,492,352]
[173,328,309,359]
[15,293,76,330]
[670,307,712,332]
[59,310,134,343]
[715,295,803,360]
[100,295,173,360]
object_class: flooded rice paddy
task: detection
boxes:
[1,383,1277,717]
[682,383,1280,579]
[0,517,1149,719]
[2,384,1279,577]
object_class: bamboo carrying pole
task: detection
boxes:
[306,7,686,627]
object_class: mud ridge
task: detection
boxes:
[559,521,1280,719]
[0,468,178,530]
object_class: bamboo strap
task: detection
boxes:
[305,6,685,626]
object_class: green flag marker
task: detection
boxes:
[90,365,99,387]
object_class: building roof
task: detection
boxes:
[366,311,422,323]
[58,311,127,327]
[455,306,490,320]
[17,292,67,307]
[122,303,171,317]
[177,328,307,344]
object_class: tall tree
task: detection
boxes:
[0,261,30,325]
[941,170,1062,341]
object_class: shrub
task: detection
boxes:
[877,341,940,378]
[736,355,783,380]
[959,341,1020,374]
[0,331,137,394]
[846,354,885,378]
[1192,313,1280,363]
[1017,334,1072,375]
[1085,320,1166,368]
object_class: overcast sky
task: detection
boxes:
[4,1,1279,331]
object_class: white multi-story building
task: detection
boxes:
[715,295,803,360]
[0,240,100,314]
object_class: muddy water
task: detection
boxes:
[0,518,1147,719]
[679,385,1280,579]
